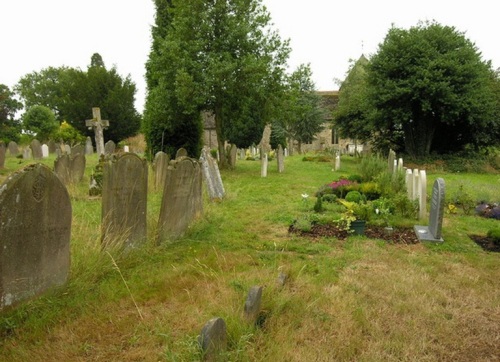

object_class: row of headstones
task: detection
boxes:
[260,145,285,177]
[199,272,288,360]
[0,150,207,310]
[388,149,445,243]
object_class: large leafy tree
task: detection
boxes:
[0,84,22,143]
[143,0,290,166]
[272,64,325,154]
[15,54,141,144]
[22,105,58,141]
[368,21,499,157]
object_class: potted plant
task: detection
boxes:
[337,199,372,235]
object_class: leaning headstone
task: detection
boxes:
[175,147,188,159]
[260,153,268,177]
[153,151,170,192]
[54,154,71,185]
[8,141,19,156]
[157,157,203,242]
[47,140,56,154]
[30,139,43,159]
[388,149,396,174]
[71,144,84,156]
[200,147,225,200]
[41,144,49,158]
[70,154,86,184]
[244,285,263,324]
[414,178,445,243]
[404,169,412,199]
[85,137,94,155]
[101,153,148,248]
[104,140,116,155]
[23,148,32,160]
[277,144,284,173]
[0,143,5,168]
[198,317,227,362]
[418,170,427,220]
[0,164,71,310]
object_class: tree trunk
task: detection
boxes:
[403,114,436,157]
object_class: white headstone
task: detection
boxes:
[397,158,403,172]
[412,168,419,200]
[405,169,413,199]
[41,144,49,158]
[334,155,340,171]
[418,170,427,220]
[124,145,129,153]
[261,154,268,177]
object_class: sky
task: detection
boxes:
[2,0,499,114]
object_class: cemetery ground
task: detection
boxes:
[1,152,499,361]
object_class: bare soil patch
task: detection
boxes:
[468,234,500,252]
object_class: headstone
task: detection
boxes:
[412,168,419,200]
[414,178,445,243]
[388,149,396,173]
[397,158,403,172]
[123,145,129,153]
[104,140,116,155]
[41,144,49,158]
[30,139,43,159]
[239,148,245,160]
[0,143,5,168]
[85,137,94,155]
[200,147,225,200]
[418,170,427,220]
[101,153,148,248]
[175,147,188,159]
[260,153,268,177]
[198,317,227,361]
[85,107,109,155]
[277,144,284,173]
[228,144,237,169]
[284,148,288,157]
[405,169,413,199]
[334,155,340,171]
[8,141,19,156]
[70,154,86,184]
[71,144,84,156]
[244,285,263,323]
[0,164,71,310]
[54,154,71,185]
[153,151,170,192]
[47,140,56,154]
[277,272,288,288]
[23,148,32,160]
[157,157,203,242]
[64,144,71,155]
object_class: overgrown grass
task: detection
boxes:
[0,153,499,361]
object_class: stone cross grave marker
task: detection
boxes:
[414,178,445,242]
[85,107,109,155]
[198,317,227,361]
[157,157,203,243]
[200,147,225,200]
[0,164,71,310]
[101,153,148,249]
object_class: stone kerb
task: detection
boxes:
[0,164,71,310]
[153,151,170,192]
[414,178,445,243]
[200,148,225,201]
[101,153,148,248]
[157,157,203,243]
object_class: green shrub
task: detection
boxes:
[359,154,386,182]
[451,184,476,215]
[392,192,418,219]
[375,171,406,197]
[322,194,337,203]
[345,191,363,203]
[347,174,363,183]
[359,182,381,200]
[313,197,323,213]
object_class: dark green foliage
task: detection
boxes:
[359,182,381,200]
[15,56,141,144]
[22,105,58,141]
[359,154,386,182]
[487,228,500,245]
[345,191,363,203]
[347,174,362,183]
[0,84,22,143]
[313,197,323,213]
[451,184,476,215]
[392,193,419,219]
[321,194,337,203]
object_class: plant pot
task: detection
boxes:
[350,219,366,235]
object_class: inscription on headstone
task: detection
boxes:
[0,164,71,310]
[414,178,445,242]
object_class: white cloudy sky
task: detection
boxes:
[1,0,499,114]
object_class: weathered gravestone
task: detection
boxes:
[54,154,71,185]
[85,137,94,155]
[227,144,237,169]
[55,154,86,186]
[199,147,225,201]
[157,157,203,242]
[47,140,56,154]
[41,144,49,158]
[0,164,71,310]
[277,144,284,173]
[8,141,19,156]
[260,153,268,178]
[104,140,116,155]
[0,143,5,168]
[23,147,32,160]
[101,153,148,248]
[198,317,227,362]
[85,107,109,155]
[64,144,71,155]
[175,147,188,159]
[30,139,43,159]
[244,285,263,324]
[71,144,84,156]
[70,154,86,184]
[414,178,445,243]
[388,149,396,174]
[153,151,170,192]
